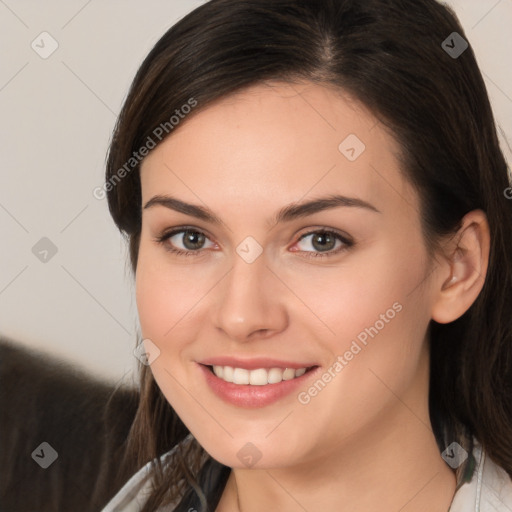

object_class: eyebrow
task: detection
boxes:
[143,194,381,227]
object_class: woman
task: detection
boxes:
[101,0,512,510]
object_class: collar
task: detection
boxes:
[448,437,512,511]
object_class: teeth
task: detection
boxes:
[249,368,267,385]
[268,367,284,384]
[282,368,296,380]
[212,365,309,385]
[233,368,249,385]
[223,366,234,383]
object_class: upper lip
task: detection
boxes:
[198,356,318,370]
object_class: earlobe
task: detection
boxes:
[431,210,490,324]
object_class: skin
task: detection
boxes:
[136,81,490,512]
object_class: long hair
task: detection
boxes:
[106,0,512,509]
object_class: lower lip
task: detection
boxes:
[197,363,320,408]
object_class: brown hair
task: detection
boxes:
[106,0,512,509]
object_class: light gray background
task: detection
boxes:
[1,0,511,386]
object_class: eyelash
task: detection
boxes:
[155,226,354,260]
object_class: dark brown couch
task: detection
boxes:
[0,338,139,511]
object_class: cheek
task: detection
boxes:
[283,239,427,344]
[291,266,430,446]
[135,242,207,341]
[135,262,171,341]
[134,248,199,404]
[289,239,431,414]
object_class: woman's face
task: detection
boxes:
[136,81,442,468]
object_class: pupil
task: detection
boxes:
[184,231,204,250]
[312,233,335,251]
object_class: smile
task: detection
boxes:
[198,363,320,408]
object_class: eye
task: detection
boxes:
[155,228,216,256]
[291,229,353,259]
[155,227,354,259]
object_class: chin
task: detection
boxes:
[197,434,302,470]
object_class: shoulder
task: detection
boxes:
[479,445,512,510]
[100,434,195,512]
[449,438,512,511]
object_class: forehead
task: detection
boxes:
[140,81,419,220]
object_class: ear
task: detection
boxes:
[431,209,490,324]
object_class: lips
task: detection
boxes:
[197,357,321,408]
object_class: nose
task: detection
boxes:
[212,249,289,342]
